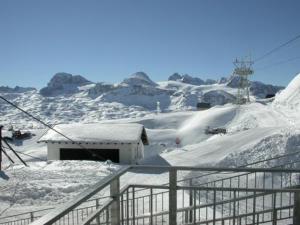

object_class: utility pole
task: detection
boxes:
[233,57,254,104]
[0,125,3,171]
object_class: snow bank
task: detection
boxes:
[177,105,237,145]
[274,73,300,110]
[218,128,300,168]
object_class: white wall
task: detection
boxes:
[47,141,144,164]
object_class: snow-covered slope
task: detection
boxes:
[273,73,300,111]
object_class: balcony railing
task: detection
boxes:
[1,166,299,225]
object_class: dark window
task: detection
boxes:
[60,148,119,163]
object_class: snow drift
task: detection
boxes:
[274,73,300,110]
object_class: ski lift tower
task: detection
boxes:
[233,57,254,104]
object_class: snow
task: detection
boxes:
[273,72,300,110]
[121,72,158,87]
[0,161,119,215]
[1,72,300,219]
[38,123,147,144]
[177,105,237,145]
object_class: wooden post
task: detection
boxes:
[169,168,177,225]
[0,125,3,171]
[110,178,120,225]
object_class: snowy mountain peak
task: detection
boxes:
[168,73,182,81]
[168,73,217,85]
[40,72,92,96]
[48,73,91,88]
[121,72,158,87]
[0,86,36,93]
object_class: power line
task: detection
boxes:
[254,33,300,62]
[0,96,106,161]
[2,146,46,161]
[255,56,300,71]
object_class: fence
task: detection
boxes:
[1,166,300,225]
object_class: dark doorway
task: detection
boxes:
[60,148,119,163]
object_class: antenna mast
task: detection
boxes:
[233,57,254,104]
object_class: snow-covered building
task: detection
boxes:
[38,123,149,164]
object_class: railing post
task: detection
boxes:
[272,192,277,225]
[110,177,120,225]
[293,189,300,225]
[185,179,193,224]
[213,190,216,225]
[232,191,236,225]
[189,179,193,223]
[96,199,100,225]
[252,191,256,224]
[132,187,135,225]
[150,188,153,225]
[30,212,34,222]
[126,189,129,225]
[169,168,177,225]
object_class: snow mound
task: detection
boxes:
[227,103,287,132]
[274,73,300,110]
[178,105,237,145]
[121,72,158,87]
[218,128,300,168]
[40,73,92,96]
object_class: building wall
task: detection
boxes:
[47,141,144,164]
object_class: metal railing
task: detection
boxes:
[2,144,300,224]
[0,166,298,225]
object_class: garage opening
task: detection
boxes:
[60,148,119,163]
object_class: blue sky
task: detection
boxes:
[0,0,300,88]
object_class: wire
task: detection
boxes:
[255,56,300,71]
[2,146,46,161]
[0,96,106,161]
[254,33,300,62]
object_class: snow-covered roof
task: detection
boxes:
[38,123,149,145]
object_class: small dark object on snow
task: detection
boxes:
[205,126,227,135]
[3,136,13,142]
[265,94,275,99]
[197,102,211,110]
[12,130,32,140]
